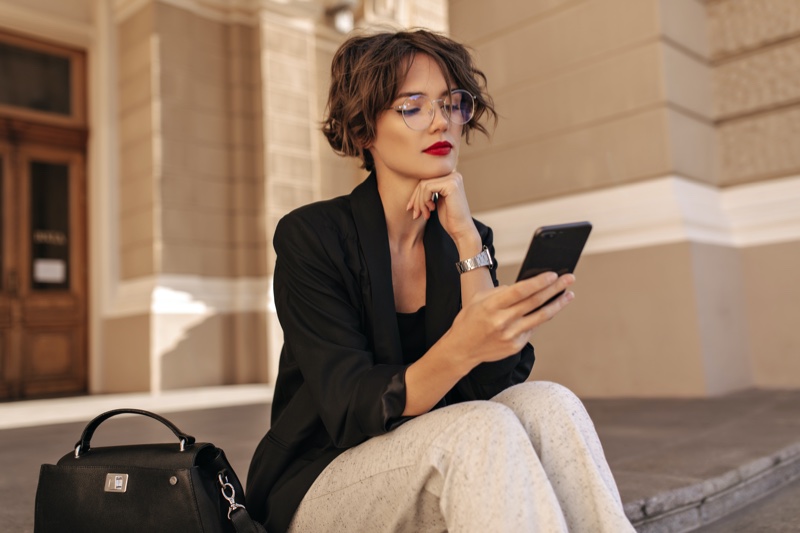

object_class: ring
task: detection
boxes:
[431,192,439,203]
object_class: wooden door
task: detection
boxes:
[0,30,88,400]
[0,139,87,400]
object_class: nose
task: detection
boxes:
[429,101,449,131]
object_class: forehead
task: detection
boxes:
[397,53,451,93]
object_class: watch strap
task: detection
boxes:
[455,245,493,274]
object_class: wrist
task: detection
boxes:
[453,230,482,259]
[439,329,479,376]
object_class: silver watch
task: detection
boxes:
[455,245,493,274]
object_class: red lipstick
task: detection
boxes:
[423,141,452,156]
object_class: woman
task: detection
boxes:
[247,29,634,533]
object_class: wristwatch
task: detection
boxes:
[455,245,493,274]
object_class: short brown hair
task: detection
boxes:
[322,29,497,171]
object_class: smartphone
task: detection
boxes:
[516,221,592,311]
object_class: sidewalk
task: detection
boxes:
[2,386,799,532]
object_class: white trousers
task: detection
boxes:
[288,382,635,533]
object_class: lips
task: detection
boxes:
[423,141,453,156]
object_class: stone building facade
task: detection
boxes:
[0,0,796,400]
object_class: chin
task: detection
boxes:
[425,161,457,178]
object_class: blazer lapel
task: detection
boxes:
[349,173,404,364]
[350,173,462,363]
[424,211,461,349]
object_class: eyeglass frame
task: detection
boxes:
[389,89,476,131]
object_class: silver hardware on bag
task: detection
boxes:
[169,476,178,486]
[218,473,246,520]
[104,473,129,493]
[74,445,81,459]
[180,438,186,452]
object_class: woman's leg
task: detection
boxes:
[491,381,635,533]
[288,400,568,533]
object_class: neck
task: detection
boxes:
[376,171,426,250]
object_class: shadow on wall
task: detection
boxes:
[158,311,270,391]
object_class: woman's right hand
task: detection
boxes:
[445,272,576,368]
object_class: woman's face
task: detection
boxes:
[368,53,462,183]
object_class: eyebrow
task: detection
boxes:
[395,88,451,99]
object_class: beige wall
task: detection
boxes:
[457,0,800,395]
[159,311,269,389]
[710,0,800,186]
[498,243,753,397]
[452,0,715,211]
[119,4,157,280]
[106,0,277,393]
[742,241,800,388]
[100,314,151,393]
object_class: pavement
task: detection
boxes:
[1,385,800,532]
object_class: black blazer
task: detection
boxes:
[246,172,535,531]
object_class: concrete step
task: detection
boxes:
[1,386,799,532]
[585,389,800,532]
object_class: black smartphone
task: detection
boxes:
[516,221,592,311]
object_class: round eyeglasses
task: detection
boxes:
[391,89,475,131]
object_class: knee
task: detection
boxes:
[497,381,580,406]
[493,381,588,426]
[440,401,527,446]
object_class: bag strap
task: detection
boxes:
[216,466,268,533]
[74,408,196,457]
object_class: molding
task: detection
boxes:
[0,0,93,47]
[105,175,800,318]
[107,275,274,318]
[114,0,151,23]
[0,384,274,429]
[115,0,322,25]
[474,175,800,265]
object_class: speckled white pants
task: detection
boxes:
[287,381,634,533]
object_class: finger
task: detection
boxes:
[516,290,575,331]
[487,272,560,310]
[512,274,575,317]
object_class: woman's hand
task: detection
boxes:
[406,172,477,245]
[444,272,577,370]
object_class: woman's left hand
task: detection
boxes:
[406,171,476,243]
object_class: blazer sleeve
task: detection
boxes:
[447,223,536,403]
[273,213,407,449]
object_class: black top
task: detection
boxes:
[397,306,427,364]
[245,172,535,532]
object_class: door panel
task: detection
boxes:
[0,142,86,400]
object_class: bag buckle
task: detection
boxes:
[218,473,246,520]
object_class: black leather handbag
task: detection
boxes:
[34,408,266,533]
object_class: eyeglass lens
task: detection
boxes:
[400,90,475,130]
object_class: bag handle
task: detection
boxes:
[73,408,196,458]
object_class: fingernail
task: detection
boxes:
[547,272,558,283]
[565,291,575,301]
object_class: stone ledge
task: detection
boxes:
[626,441,800,532]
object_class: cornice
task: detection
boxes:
[114,0,324,25]
[0,1,93,47]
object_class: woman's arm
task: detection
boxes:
[274,212,409,448]
[401,268,575,415]
[402,174,576,416]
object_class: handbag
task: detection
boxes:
[34,408,267,533]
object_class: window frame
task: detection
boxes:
[0,30,86,128]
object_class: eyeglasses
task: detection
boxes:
[391,89,475,131]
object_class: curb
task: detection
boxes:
[625,442,800,532]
